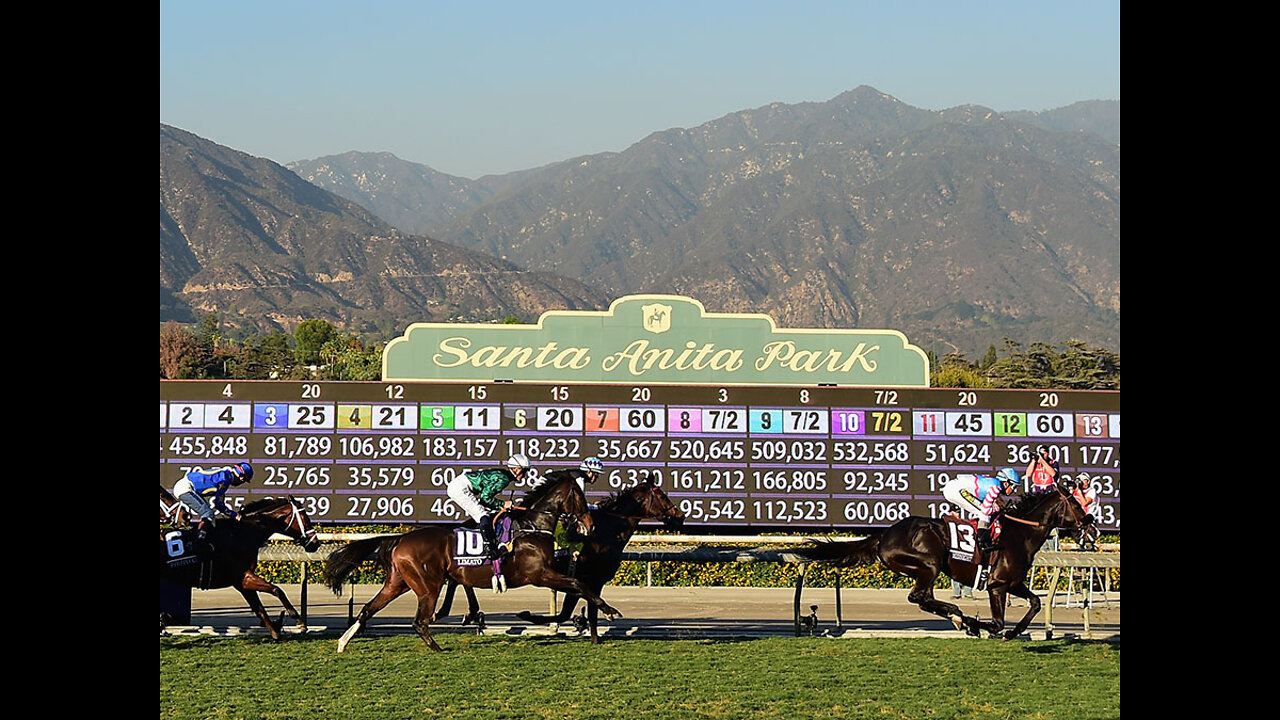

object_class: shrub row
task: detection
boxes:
[255,534,1120,592]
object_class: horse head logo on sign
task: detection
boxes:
[642,303,672,334]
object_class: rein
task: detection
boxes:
[1002,514,1042,528]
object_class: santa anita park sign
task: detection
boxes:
[383,295,929,387]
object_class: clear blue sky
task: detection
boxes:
[160,1,1120,179]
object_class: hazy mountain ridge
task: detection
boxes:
[169,86,1119,357]
[159,125,608,333]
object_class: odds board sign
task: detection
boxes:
[159,295,1119,532]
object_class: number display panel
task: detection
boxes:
[160,382,1120,531]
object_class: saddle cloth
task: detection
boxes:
[941,514,1001,565]
[160,529,202,569]
[451,516,515,567]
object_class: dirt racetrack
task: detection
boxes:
[164,582,1119,642]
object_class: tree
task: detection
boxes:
[985,339,1120,389]
[979,344,998,370]
[159,322,198,379]
[294,319,339,366]
[930,352,991,388]
[318,337,383,380]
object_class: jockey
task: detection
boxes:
[528,456,604,498]
[172,463,253,545]
[563,456,601,502]
[549,457,605,571]
[447,454,531,559]
[942,467,1021,554]
[1025,444,1060,493]
[573,456,604,496]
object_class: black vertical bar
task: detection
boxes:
[793,562,806,636]
[835,573,843,628]
[300,562,308,626]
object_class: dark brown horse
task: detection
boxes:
[440,477,685,643]
[323,473,611,652]
[159,496,321,640]
[796,483,1092,639]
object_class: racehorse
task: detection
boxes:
[439,477,685,643]
[159,496,321,640]
[795,482,1092,640]
[323,473,612,652]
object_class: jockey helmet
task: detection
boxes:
[507,453,530,471]
[234,462,253,484]
[579,456,604,474]
[996,467,1020,487]
[1073,471,1091,487]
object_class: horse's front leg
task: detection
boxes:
[982,585,1010,639]
[240,571,306,631]
[234,583,282,640]
[517,592,581,626]
[536,573,620,619]
[1000,582,1042,640]
[587,598,602,644]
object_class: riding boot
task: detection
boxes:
[196,519,215,554]
[479,514,501,559]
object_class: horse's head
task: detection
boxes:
[241,497,321,552]
[630,478,685,529]
[1000,485,1091,545]
[1043,484,1090,534]
[523,473,594,536]
[1055,477,1099,549]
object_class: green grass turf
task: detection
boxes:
[160,634,1119,719]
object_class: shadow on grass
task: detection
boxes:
[1022,637,1120,654]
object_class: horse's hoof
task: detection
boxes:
[949,615,964,632]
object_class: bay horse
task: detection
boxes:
[440,477,685,643]
[323,473,614,652]
[796,483,1092,639]
[159,496,321,640]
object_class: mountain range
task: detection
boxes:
[161,86,1119,358]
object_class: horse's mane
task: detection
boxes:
[239,497,291,515]
[596,480,650,512]
[519,471,577,506]
[1003,489,1063,517]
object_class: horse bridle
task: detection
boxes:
[284,501,319,547]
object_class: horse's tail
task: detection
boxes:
[794,534,883,567]
[323,535,398,595]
